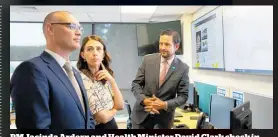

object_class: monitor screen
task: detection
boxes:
[230,101,252,129]
[187,83,194,104]
[209,94,236,129]
[136,20,183,56]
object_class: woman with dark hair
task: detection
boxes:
[77,35,124,129]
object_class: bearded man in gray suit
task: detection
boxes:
[131,29,189,129]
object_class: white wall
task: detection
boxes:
[180,6,273,98]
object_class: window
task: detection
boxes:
[10,22,92,115]
[10,22,130,127]
[10,22,129,123]
[10,22,92,75]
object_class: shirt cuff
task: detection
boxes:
[164,101,168,111]
[140,100,145,106]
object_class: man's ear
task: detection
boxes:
[46,23,54,35]
[174,43,180,51]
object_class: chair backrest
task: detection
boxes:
[124,100,132,129]
[196,112,206,129]
[154,124,162,129]
[125,100,132,117]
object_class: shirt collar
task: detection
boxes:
[45,49,67,67]
[161,54,175,65]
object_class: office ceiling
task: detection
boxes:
[10,6,202,23]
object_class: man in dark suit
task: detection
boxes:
[10,11,95,129]
[131,29,189,129]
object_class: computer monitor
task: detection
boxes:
[209,94,236,129]
[180,83,196,110]
[196,112,206,129]
[187,83,194,105]
[230,101,252,129]
[180,84,199,112]
[193,87,199,108]
[195,82,217,116]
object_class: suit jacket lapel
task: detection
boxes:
[154,54,161,91]
[41,51,86,119]
[73,68,89,118]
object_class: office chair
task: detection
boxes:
[195,112,215,129]
[125,100,132,129]
[125,100,132,116]
[196,112,206,129]
[154,124,162,129]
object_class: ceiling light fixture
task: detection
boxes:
[121,6,157,14]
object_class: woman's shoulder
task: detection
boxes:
[79,71,88,80]
[79,71,94,87]
[79,71,87,77]
[79,70,91,79]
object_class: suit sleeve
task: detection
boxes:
[166,66,189,111]
[131,56,147,105]
[11,61,51,129]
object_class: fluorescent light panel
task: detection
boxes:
[121,6,157,14]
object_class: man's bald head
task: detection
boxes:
[42,11,81,55]
[42,11,72,35]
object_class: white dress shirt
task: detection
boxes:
[160,55,175,75]
[44,49,68,75]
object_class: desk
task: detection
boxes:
[10,114,128,129]
[10,110,200,129]
[173,108,201,129]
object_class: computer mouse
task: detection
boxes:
[175,124,189,129]
[174,119,180,122]
[176,124,184,128]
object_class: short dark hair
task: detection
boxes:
[160,29,181,45]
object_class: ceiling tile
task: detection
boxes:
[10,6,40,12]
[71,13,92,22]
[121,13,153,22]
[120,6,157,14]
[35,6,120,13]
[15,12,92,23]
[10,12,32,21]
[19,12,49,22]
[153,6,202,16]
[81,6,120,13]
[88,13,121,22]
[150,15,181,22]
[10,6,201,22]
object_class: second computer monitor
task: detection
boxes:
[187,83,194,105]
[230,101,252,129]
[209,94,236,129]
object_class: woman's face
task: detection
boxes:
[81,39,105,68]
